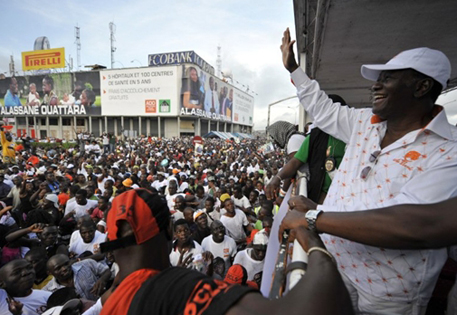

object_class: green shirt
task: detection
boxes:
[294,134,345,194]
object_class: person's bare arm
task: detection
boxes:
[281,196,457,249]
[5,224,43,247]
[227,227,353,315]
[266,158,303,200]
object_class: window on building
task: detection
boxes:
[62,119,71,126]
[49,118,58,125]
[40,118,46,125]
[76,119,85,126]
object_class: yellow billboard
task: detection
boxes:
[22,48,65,71]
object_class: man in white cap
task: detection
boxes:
[233,232,268,281]
[280,28,457,314]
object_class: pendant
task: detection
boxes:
[324,156,336,172]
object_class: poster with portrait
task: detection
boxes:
[179,65,234,123]
[0,72,101,116]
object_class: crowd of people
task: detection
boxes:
[0,27,455,315]
[0,122,303,314]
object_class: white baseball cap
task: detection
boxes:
[45,194,59,209]
[361,47,451,90]
[253,231,269,246]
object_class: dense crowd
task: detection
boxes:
[0,130,292,314]
[1,27,457,315]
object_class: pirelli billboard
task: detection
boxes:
[22,48,66,71]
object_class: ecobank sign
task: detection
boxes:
[148,51,214,75]
[21,48,66,71]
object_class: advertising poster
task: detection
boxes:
[100,67,178,116]
[0,72,101,115]
[179,64,254,126]
[233,89,254,126]
[179,65,235,123]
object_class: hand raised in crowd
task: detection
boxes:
[28,223,46,233]
[6,297,23,315]
[265,176,281,200]
[280,27,299,73]
[177,249,193,268]
[202,251,214,264]
[91,278,107,297]
[202,251,214,277]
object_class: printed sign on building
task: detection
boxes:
[179,65,254,126]
[22,48,66,71]
[100,67,178,116]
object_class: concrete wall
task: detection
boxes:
[164,118,179,138]
[12,116,251,140]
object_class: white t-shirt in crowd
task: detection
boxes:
[232,195,251,210]
[233,248,265,281]
[96,176,113,195]
[0,289,10,315]
[169,241,203,267]
[220,209,249,242]
[171,210,184,223]
[205,209,221,225]
[201,235,237,271]
[166,193,184,211]
[179,182,189,192]
[82,298,103,315]
[69,230,106,255]
[14,289,51,315]
[65,199,98,219]
[152,180,168,192]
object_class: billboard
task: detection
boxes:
[179,65,254,126]
[22,48,66,71]
[233,89,254,126]
[100,66,178,116]
[0,71,101,115]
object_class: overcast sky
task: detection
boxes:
[2,0,456,129]
[1,0,300,130]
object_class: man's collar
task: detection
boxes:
[370,105,455,140]
[420,105,455,140]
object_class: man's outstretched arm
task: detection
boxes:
[227,227,354,315]
[281,196,457,249]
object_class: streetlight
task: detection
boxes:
[131,59,142,67]
[266,95,297,129]
[114,61,125,68]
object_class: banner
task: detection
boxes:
[22,48,65,71]
[233,89,254,126]
[179,65,230,123]
[0,72,101,115]
[100,67,178,116]
[179,64,254,126]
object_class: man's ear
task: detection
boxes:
[414,78,433,98]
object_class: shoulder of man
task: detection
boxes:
[127,267,256,315]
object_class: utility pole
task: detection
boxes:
[110,22,116,69]
[9,55,15,76]
[75,26,81,71]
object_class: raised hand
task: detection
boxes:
[280,28,299,73]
